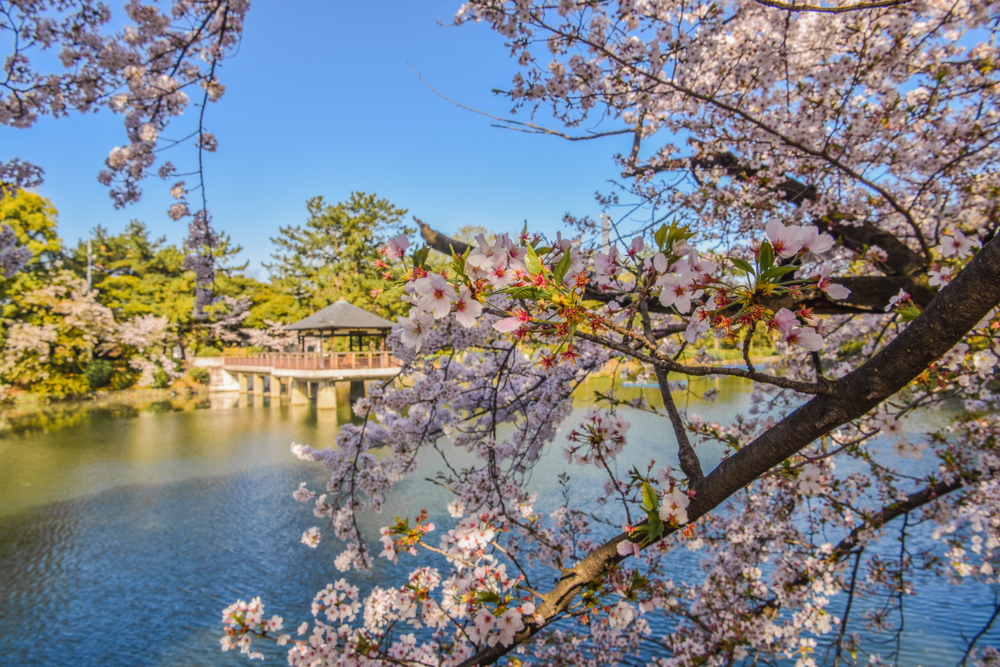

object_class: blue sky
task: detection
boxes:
[3,1,629,278]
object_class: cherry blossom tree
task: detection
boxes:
[2,0,248,308]
[220,2,1000,666]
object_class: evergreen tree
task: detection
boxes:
[264,192,412,318]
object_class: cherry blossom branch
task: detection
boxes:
[639,302,704,482]
[416,218,930,314]
[456,232,1000,667]
[751,0,915,13]
[957,593,1000,667]
[575,326,832,396]
[409,67,632,142]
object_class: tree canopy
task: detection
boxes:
[265,192,412,319]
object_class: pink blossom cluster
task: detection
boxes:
[563,408,631,464]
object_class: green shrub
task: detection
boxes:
[85,360,114,390]
[110,371,136,391]
[152,369,171,389]
[188,367,211,385]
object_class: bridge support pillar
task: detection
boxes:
[317,380,338,409]
[290,379,310,406]
[349,380,366,404]
[269,375,282,399]
[251,374,264,396]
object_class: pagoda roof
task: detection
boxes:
[284,298,396,332]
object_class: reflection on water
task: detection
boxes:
[0,378,996,666]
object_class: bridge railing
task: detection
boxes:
[222,351,402,371]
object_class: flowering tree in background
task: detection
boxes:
[218,1,1000,666]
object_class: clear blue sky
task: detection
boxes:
[3,1,629,279]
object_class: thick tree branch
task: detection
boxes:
[632,151,929,277]
[417,217,469,255]
[458,234,1000,667]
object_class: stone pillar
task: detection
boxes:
[236,373,249,392]
[349,380,366,404]
[251,374,264,396]
[269,375,282,399]
[290,379,310,406]
[316,380,338,409]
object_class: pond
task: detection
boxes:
[0,380,996,666]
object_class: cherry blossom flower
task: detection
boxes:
[972,349,998,379]
[659,487,690,524]
[414,273,457,319]
[765,221,805,258]
[893,439,928,459]
[798,226,835,255]
[385,234,409,261]
[167,202,189,220]
[684,308,711,343]
[397,311,434,351]
[379,527,398,563]
[494,310,530,333]
[301,527,321,549]
[617,539,642,558]
[466,234,508,271]
[772,308,799,336]
[657,272,703,313]
[453,286,483,328]
[814,265,851,300]
[686,250,718,276]
[928,266,954,286]
[938,230,982,258]
[797,465,823,495]
[884,288,910,312]
[879,415,905,439]
[594,247,623,285]
[627,236,644,259]
[941,343,969,371]
[783,326,825,351]
[607,600,635,630]
[495,608,525,646]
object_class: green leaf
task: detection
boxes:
[526,244,544,276]
[730,257,756,276]
[553,248,573,283]
[898,304,922,322]
[412,245,430,269]
[654,224,669,250]
[646,516,664,542]
[641,482,659,512]
[759,241,774,272]
[450,245,466,277]
[478,590,501,605]
[759,265,799,281]
[500,286,547,300]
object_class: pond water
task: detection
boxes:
[0,380,996,666]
